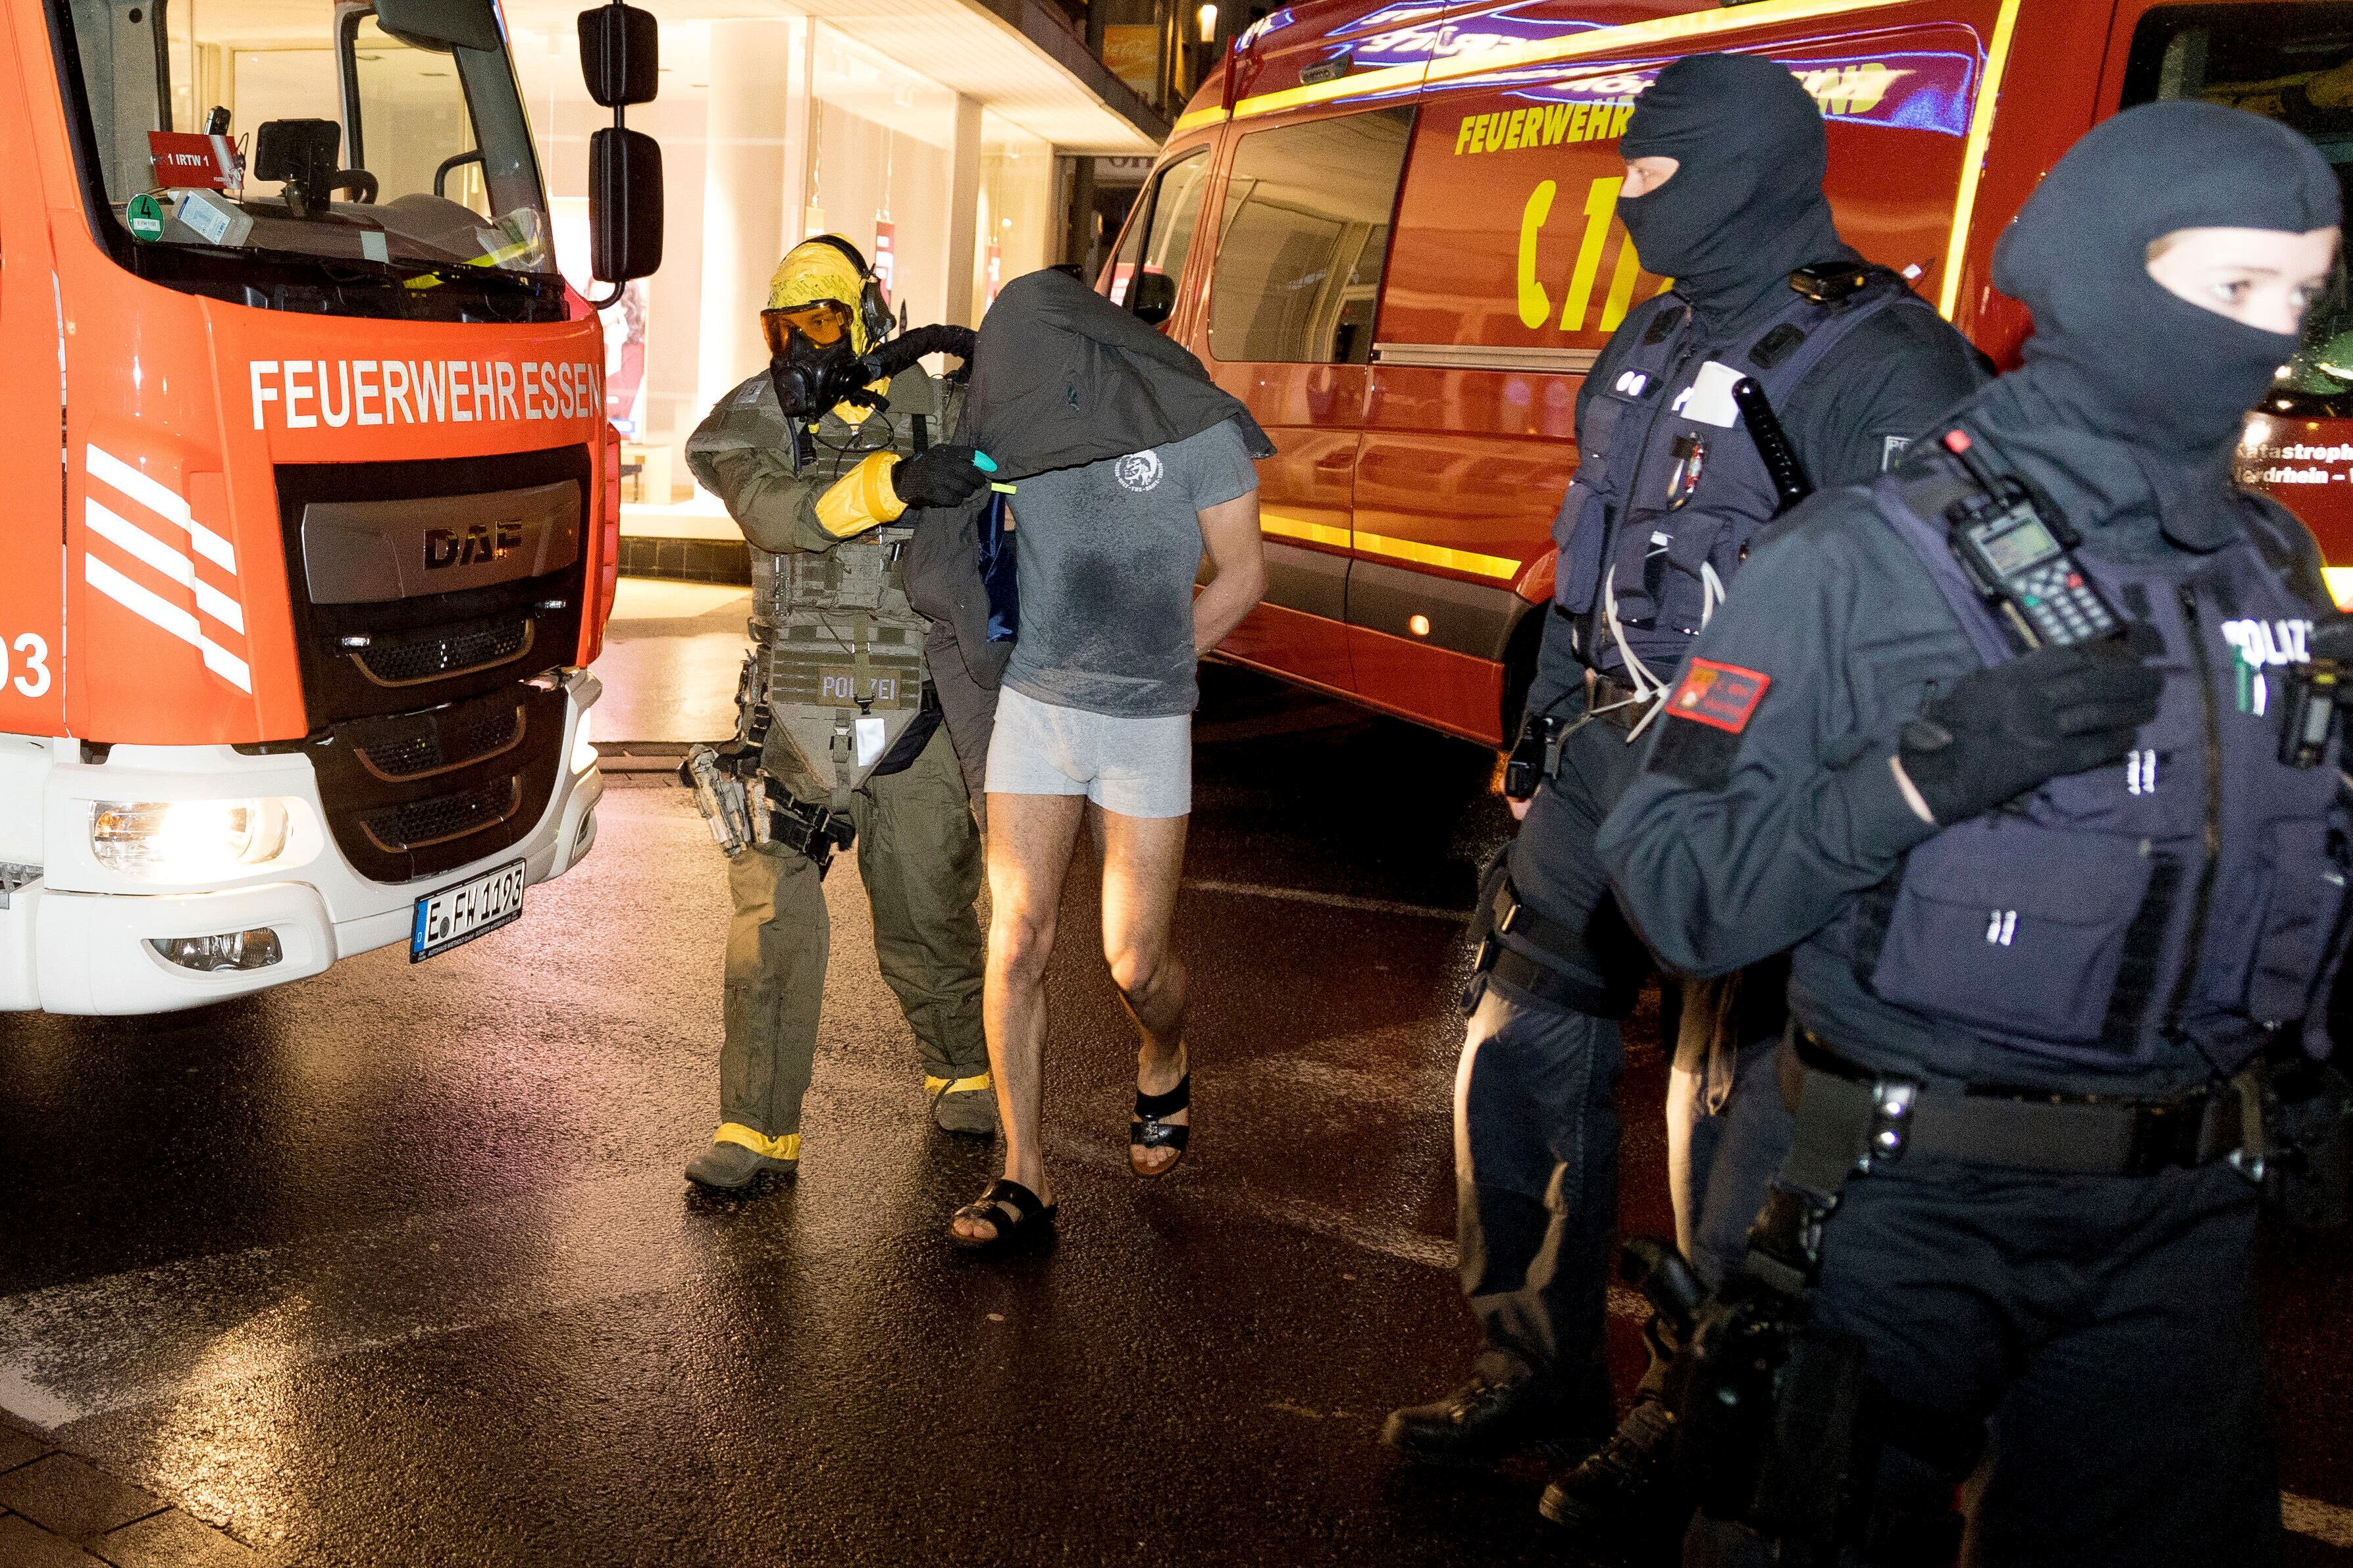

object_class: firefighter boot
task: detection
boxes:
[685,1128,800,1194]
[928,1073,998,1136]
[1538,1392,1689,1542]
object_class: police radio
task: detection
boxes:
[2280,645,2348,769]
[1938,428,2122,653]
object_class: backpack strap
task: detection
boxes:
[1740,268,1921,404]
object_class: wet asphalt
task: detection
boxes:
[1,647,2349,1567]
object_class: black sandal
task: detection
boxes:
[1129,1072,1191,1177]
[949,1177,1057,1252]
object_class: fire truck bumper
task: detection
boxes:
[1,674,606,1015]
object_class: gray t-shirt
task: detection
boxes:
[1002,418,1260,717]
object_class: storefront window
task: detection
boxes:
[980,115,1056,311]
[811,24,957,329]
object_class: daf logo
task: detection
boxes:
[424,519,525,570]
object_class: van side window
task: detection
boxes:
[1209,107,1413,365]
[2121,3,2353,421]
[1106,150,1212,325]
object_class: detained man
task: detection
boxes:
[942,268,1273,1249]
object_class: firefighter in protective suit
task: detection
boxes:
[681,236,997,1193]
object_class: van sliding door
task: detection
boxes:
[1197,105,1413,698]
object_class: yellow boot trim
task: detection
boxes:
[814,451,908,538]
[924,1072,994,1096]
[713,1123,801,1161]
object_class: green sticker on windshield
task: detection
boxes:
[126,192,165,242]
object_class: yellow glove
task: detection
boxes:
[812,451,908,539]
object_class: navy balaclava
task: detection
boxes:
[1992,100,2340,459]
[1618,52,1846,325]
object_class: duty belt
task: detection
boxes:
[1585,670,1645,730]
[1791,1033,2252,1180]
[1742,1032,2258,1298]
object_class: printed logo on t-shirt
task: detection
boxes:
[1115,451,1164,493]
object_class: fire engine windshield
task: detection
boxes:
[51,0,556,299]
[2124,3,2353,416]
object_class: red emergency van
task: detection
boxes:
[0,0,661,1013]
[1104,0,2353,747]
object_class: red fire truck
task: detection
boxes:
[0,0,661,1013]
[1105,0,2353,746]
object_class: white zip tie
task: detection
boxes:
[1700,561,1725,629]
[1601,569,1671,742]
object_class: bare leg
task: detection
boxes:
[954,789,1086,1242]
[1097,805,1191,1175]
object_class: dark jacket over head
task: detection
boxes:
[962,268,1276,479]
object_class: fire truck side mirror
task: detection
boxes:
[373,0,502,52]
[579,3,658,107]
[588,126,663,284]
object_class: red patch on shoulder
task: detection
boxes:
[1666,659,1770,733]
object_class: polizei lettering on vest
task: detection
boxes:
[247,359,604,430]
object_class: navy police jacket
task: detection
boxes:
[1597,429,2351,1097]
[1524,263,1983,723]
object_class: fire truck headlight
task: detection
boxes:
[571,709,597,774]
[149,928,284,973]
[91,799,293,877]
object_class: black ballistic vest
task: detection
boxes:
[1853,458,2349,1076]
[1554,270,1919,681]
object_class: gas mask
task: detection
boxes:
[763,299,865,418]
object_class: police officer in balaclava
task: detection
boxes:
[1381,52,1984,1542]
[1599,101,2344,1565]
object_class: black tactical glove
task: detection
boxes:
[891,444,990,510]
[1896,641,2161,824]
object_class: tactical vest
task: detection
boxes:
[1555,270,1919,682]
[1857,453,2350,1076]
[748,387,952,808]
[750,528,927,808]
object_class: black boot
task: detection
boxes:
[1381,1367,1582,1467]
[1538,1393,1689,1539]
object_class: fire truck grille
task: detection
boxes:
[348,619,535,688]
[343,616,538,691]
[267,448,587,882]
[272,446,588,725]
[348,703,527,782]
[265,681,569,884]
[359,777,523,854]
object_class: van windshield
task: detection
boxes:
[50,0,554,290]
[2123,3,2353,415]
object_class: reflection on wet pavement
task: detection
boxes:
[0,659,2346,1567]
[596,577,752,743]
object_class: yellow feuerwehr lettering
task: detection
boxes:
[1599,229,1646,331]
[1455,115,1478,155]
[1560,174,1624,330]
[1518,180,1558,328]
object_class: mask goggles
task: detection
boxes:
[762,299,855,358]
